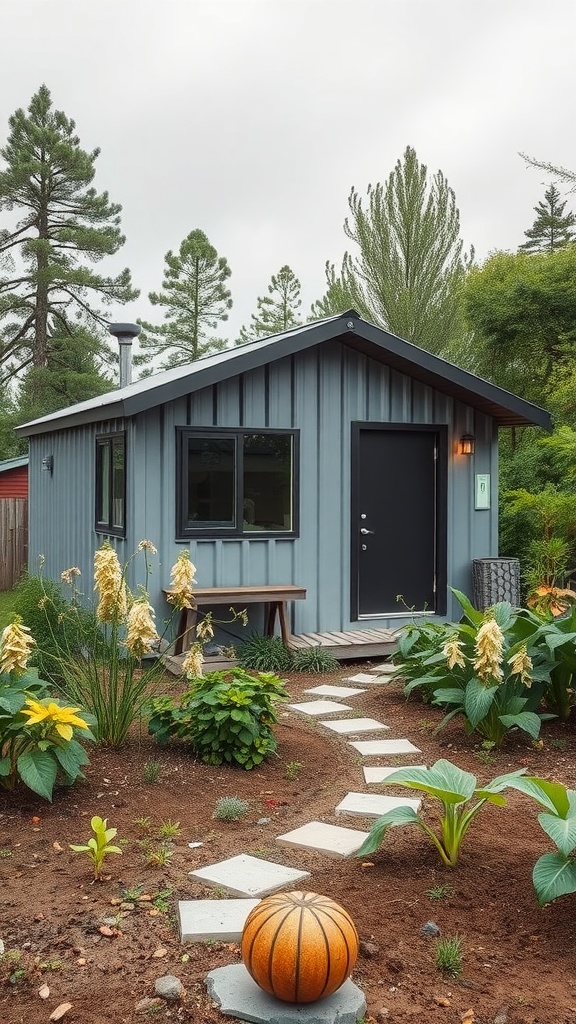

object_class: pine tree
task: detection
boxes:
[237,265,302,343]
[519,184,576,253]
[310,262,354,320]
[329,146,472,355]
[137,229,232,368]
[0,85,137,387]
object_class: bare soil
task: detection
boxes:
[1,665,576,1024]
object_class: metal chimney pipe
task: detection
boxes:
[108,322,141,388]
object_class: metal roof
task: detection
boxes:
[16,311,552,435]
[0,455,29,472]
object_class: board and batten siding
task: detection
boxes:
[28,340,498,635]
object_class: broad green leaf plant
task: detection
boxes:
[0,618,95,800]
[356,759,527,867]
[69,815,122,880]
[398,589,557,746]
[503,775,576,906]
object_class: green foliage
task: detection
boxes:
[519,184,575,254]
[13,573,107,684]
[238,634,292,673]
[392,620,451,702]
[502,775,576,906]
[463,246,576,404]
[0,649,95,801]
[402,590,555,746]
[435,935,463,976]
[0,84,137,388]
[284,759,303,781]
[310,261,355,320]
[356,758,527,867]
[148,668,289,770]
[238,265,302,342]
[213,796,250,821]
[136,228,232,369]
[339,145,472,356]
[157,819,180,839]
[290,645,339,673]
[69,815,122,880]
[426,884,453,901]
[142,760,162,784]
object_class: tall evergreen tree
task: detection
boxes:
[137,229,232,368]
[237,265,302,343]
[519,184,576,253]
[0,84,137,388]
[310,262,354,320]
[325,146,472,355]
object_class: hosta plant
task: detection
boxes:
[503,775,576,906]
[147,668,289,769]
[0,619,95,800]
[356,759,527,867]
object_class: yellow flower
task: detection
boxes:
[196,615,214,641]
[443,636,466,670]
[94,543,127,623]
[0,618,36,676]
[474,617,505,684]
[125,599,159,658]
[61,567,81,585]
[137,539,158,554]
[21,698,89,741]
[167,551,197,610]
[508,645,533,687]
[182,642,204,679]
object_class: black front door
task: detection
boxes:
[352,425,444,617]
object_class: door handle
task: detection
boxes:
[360,528,375,535]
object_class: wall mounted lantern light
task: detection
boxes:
[41,454,54,475]
[458,434,476,456]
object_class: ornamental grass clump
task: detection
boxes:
[0,618,95,800]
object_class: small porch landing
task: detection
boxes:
[287,627,398,661]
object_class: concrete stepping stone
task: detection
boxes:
[335,791,421,818]
[363,764,427,783]
[287,699,352,716]
[342,672,384,685]
[368,662,396,674]
[349,738,421,755]
[303,684,366,698]
[319,717,389,734]
[206,964,367,1023]
[276,820,369,859]
[178,898,260,942]
[189,854,310,898]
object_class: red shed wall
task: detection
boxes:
[0,467,28,498]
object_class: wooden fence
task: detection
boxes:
[0,498,28,591]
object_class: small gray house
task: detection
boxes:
[16,311,551,651]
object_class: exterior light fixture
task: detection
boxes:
[41,455,54,474]
[458,434,475,456]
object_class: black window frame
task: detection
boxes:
[176,426,299,539]
[95,432,126,538]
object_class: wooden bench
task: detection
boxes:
[163,584,307,653]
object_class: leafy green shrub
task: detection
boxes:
[213,796,250,821]
[392,620,452,702]
[290,646,339,673]
[356,759,527,867]
[238,634,292,672]
[148,668,289,769]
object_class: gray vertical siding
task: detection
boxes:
[28,339,500,634]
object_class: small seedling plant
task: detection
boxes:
[356,759,527,867]
[435,934,463,976]
[69,815,122,880]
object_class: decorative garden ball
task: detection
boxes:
[240,890,359,1003]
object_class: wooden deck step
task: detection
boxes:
[287,628,399,661]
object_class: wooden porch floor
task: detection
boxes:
[164,627,399,675]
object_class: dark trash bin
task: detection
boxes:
[472,557,521,611]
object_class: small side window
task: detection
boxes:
[95,433,126,537]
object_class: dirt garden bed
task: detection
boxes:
[1,664,576,1024]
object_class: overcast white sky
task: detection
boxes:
[3,0,576,345]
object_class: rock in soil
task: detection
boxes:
[420,920,441,937]
[154,975,184,1001]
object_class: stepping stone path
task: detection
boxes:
[181,657,428,1016]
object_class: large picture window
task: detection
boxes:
[95,433,126,537]
[177,428,298,538]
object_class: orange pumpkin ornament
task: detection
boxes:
[241,890,359,1003]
